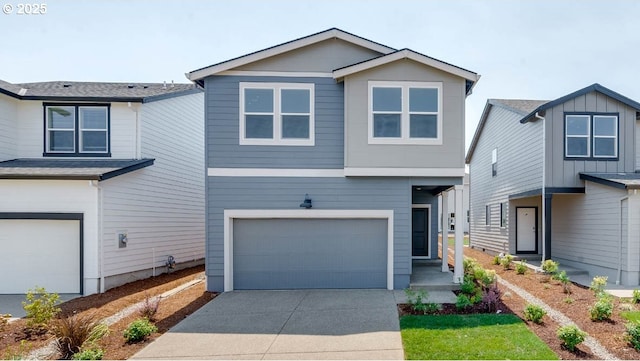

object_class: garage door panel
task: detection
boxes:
[0,220,80,294]
[233,218,387,289]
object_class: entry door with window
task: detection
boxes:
[412,208,430,257]
[516,207,537,253]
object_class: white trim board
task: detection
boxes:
[223,209,395,292]
[219,70,333,78]
[208,168,344,177]
[344,167,465,177]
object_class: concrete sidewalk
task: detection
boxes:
[132,289,404,360]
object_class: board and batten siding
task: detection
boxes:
[545,91,636,187]
[207,176,448,291]
[344,60,466,169]
[0,94,18,161]
[206,76,344,169]
[100,92,205,281]
[468,104,543,254]
[551,181,640,285]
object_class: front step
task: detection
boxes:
[409,283,460,291]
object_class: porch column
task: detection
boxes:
[441,191,449,272]
[543,193,552,260]
[453,185,464,283]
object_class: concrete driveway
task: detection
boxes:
[132,289,404,360]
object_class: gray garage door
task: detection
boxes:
[233,218,387,289]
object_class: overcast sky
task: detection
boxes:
[2,0,638,150]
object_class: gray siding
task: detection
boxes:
[206,76,344,168]
[0,94,18,161]
[236,38,383,73]
[344,60,466,169]
[545,91,636,187]
[468,105,543,254]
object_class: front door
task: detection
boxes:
[412,208,429,257]
[516,207,537,253]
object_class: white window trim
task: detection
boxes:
[78,106,109,154]
[46,106,76,153]
[592,115,618,158]
[565,114,591,158]
[239,82,315,146]
[368,81,443,145]
[223,209,394,291]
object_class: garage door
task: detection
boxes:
[233,218,387,289]
[0,219,80,294]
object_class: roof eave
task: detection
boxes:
[465,100,493,163]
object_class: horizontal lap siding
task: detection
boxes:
[469,105,543,254]
[0,94,17,161]
[206,76,343,169]
[101,93,205,277]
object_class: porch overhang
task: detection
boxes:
[580,172,640,190]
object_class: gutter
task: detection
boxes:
[535,111,546,260]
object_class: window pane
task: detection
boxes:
[80,108,107,130]
[594,137,616,157]
[49,130,74,152]
[81,131,107,152]
[593,116,616,136]
[566,137,588,156]
[282,115,309,139]
[409,114,437,138]
[373,114,401,137]
[281,89,310,113]
[48,106,75,129]
[566,115,589,135]
[372,87,401,112]
[409,88,438,112]
[244,89,273,112]
[245,115,273,139]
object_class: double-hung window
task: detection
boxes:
[44,103,110,156]
[369,81,442,145]
[239,82,314,146]
[564,113,618,159]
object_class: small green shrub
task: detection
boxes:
[523,304,546,324]
[541,259,559,274]
[557,324,587,352]
[492,255,501,265]
[555,271,572,294]
[52,313,109,360]
[461,277,477,295]
[590,276,608,296]
[123,318,157,343]
[72,348,104,360]
[500,253,514,270]
[22,286,61,331]
[564,297,574,304]
[455,294,473,310]
[632,289,640,304]
[515,260,527,275]
[625,322,640,350]
[422,303,442,314]
[405,288,430,314]
[480,269,496,288]
[590,297,613,321]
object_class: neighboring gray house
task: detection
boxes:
[0,79,205,295]
[466,84,640,286]
[187,28,480,291]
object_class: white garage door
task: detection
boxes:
[0,219,80,294]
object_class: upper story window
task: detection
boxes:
[239,82,315,146]
[44,103,110,157]
[565,113,618,159]
[368,81,442,145]
[491,148,498,177]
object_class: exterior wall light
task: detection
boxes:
[299,193,312,208]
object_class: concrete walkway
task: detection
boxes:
[132,289,404,360]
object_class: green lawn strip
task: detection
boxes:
[446,236,470,247]
[621,310,640,323]
[400,314,558,360]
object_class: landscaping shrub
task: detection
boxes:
[0,313,10,332]
[455,294,473,310]
[405,288,430,314]
[138,294,160,322]
[52,313,109,360]
[72,348,105,360]
[556,324,587,352]
[22,286,61,331]
[423,303,442,314]
[541,259,559,274]
[123,318,157,343]
[500,253,514,270]
[589,296,613,321]
[625,322,640,350]
[633,289,640,304]
[461,276,477,295]
[492,255,501,265]
[515,260,527,275]
[564,297,574,304]
[523,304,546,324]
[481,284,501,312]
[555,271,572,294]
[590,276,608,296]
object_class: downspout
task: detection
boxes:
[90,180,105,293]
[618,195,629,285]
[535,112,546,260]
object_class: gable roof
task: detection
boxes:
[186,28,396,83]
[520,83,640,123]
[0,80,200,102]
[465,98,547,163]
[333,48,480,95]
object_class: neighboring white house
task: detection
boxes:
[0,80,205,295]
[438,173,469,233]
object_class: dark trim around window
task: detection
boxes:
[563,112,619,161]
[43,102,112,157]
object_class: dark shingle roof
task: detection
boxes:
[0,158,154,181]
[580,173,640,190]
[0,80,198,102]
[491,99,549,115]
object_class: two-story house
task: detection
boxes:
[187,28,479,292]
[466,84,640,286]
[0,79,205,295]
